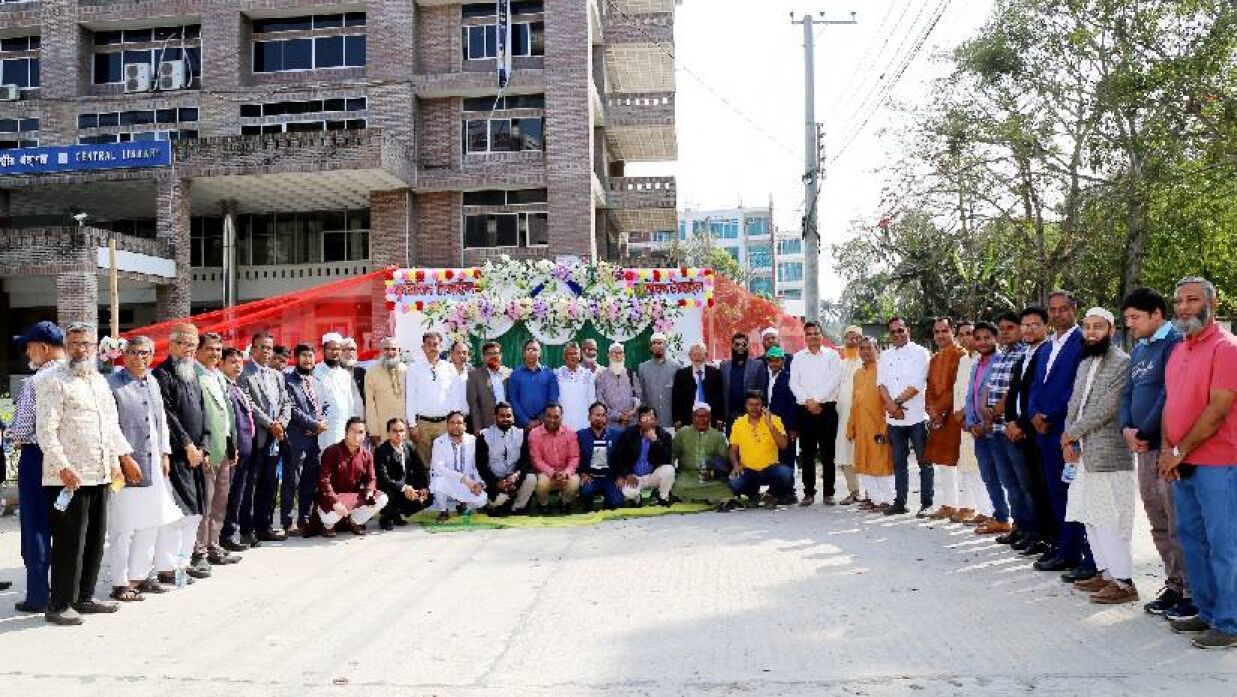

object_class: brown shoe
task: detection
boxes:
[968,513,991,526]
[975,520,1012,535]
[930,506,957,520]
[348,520,367,536]
[301,515,324,538]
[1091,582,1139,605]
[950,508,976,524]
[1074,576,1111,592]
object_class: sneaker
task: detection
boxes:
[1170,616,1209,634]
[1144,587,1182,616]
[1192,629,1237,650]
[1164,599,1200,622]
[1090,581,1138,605]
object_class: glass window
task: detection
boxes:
[466,26,488,60]
[29,58,37,88]
[506,94,545,109]
[240,104,261,118]
[0,119,15,133]
[123,28,152,43]
[95,31,123,46]
[253,16,313,33]
[313,14,343,29]
[178,107,198,122]
[286,121,324,132]
[489,119,513,151]
[323,98,345,112]
[464,214,519,248]
[524,213,548,246]
[241,125,262,136]
[253,42,278,72]
[512,23,530,57]
[282,38,313,70]
[344,12,366,27]
[0,37,28,52]
[465,120,487,152]
[345,97,366,111]
[315,35,344,68]
[2,59,29,88]
[343,35,365,67]
[325,119,347,131]
[184,48,202,76]
[155,108,178,124]
[463,190,507,206]
[782,288,802,299]
[507,188,548,205]
[97,112,119,127]
[749,278,773,295]
[514,117,543,150]
[123,49,152,67]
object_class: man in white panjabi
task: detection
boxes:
[313,332,358,451]
[832,326,866,505]
[554,342,596,432]
[428,412,488,522]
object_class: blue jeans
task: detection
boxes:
[993,433,1038,535]
[579,476,624,509]
[729,464,794,499]
[18,445,50,608]
[973,435,1010,523]
[1175,466,1237,635]
[890,422,931,508]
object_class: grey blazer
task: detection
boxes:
[467,366,503,431]
[1064,345,1132,473]
[108,369,172,487]
[241,362,292,448]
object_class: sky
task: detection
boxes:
[628,0,996,302]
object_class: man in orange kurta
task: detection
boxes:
[923,318,966,518]
[848,337,895,508]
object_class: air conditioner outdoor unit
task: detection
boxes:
[124,63,151,93]
[0,84,19,101]
[158,60,187,91]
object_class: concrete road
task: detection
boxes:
[1,500,1235,696]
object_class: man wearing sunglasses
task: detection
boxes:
[878,317,933,516]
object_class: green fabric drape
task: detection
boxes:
[469,322,654,370]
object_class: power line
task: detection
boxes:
[831,0,909,107]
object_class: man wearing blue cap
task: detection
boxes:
[8,320,66,613]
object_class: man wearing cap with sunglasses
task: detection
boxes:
[9,321,66,613]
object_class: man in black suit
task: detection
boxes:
[374,418,430,529]
[671,343,723,428]
[1003,307,1054,557]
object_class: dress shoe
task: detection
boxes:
[284,524,300,536]
[348,520,367,535]
[915,505,933,518]
[1020,540,1052,557]
[821,496,836,505]
[884,504,909,516]
[220,539,248,553]
[72,599,119,614]
[929,505,956,520]
[1144,587,1182,616]
[393,516,409,526]
[950,508,977,524]
[435,511,451,523]
[1035,547,1058,564]
[15,601,47,613]
[875,503,891,512]
[157,571,194,586]
[1060,566,1097,584]
[976,520,1012,535]
[1073,575,1110,592]
[1091,581,1138,605]
[45,608,84,626]
[1171,616,1209,634]
[1033,555,1073,572]
[379,517,395,531]
[798,495,815,507]
[1192,629,1237,650]
[257,529,287,542]
[240,533,261,548]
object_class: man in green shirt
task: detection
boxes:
[671,403,736,510]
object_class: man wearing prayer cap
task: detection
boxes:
[637,332,680,429]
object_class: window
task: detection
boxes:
[240,119,364,135]
[462,1,544,19]
[0,139,37,150]
[239,97,366,118]
[651,230,673,243]
[778,238,802,255]
[78,108,198,130]
[0,117,38,133]
[678,221,687,240]
[190,217,224,267]
[92,25,200,85]
[463,212,547,249]
[463,117,544,153]
[709,220,739,239]
[749,277,773,295]
[252,13,366,72]
[777,262,804,282]
[780,288,803,299]
[462,21,544,60]
[462,94,545,111]
[231,209,369,266]
[239,97,367,135]
[79,130,197,144]
[462,189,547,206]
[745,216,770,236]
[748,243,773,270]
[0,35,39,89]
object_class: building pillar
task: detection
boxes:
[56,271,99,329]
[544,0,597,260]
[155,176,192,321]
[369,189,413,344]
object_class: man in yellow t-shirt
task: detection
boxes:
[729,391,796,507]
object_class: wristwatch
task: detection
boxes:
[1172,445,1186,459]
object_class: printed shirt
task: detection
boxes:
[984,343,1026,433]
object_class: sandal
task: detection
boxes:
[109,585,144,602]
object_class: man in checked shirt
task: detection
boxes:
[9,321,66,613]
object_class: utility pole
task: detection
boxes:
[791,11,856,323]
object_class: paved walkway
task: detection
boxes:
[1,498,1234,696]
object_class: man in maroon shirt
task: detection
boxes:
[304,417,389,537]
[1159,277,1237,649]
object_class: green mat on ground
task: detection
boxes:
[408,502,711,532]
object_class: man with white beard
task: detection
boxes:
[36,322,132,624]
[152,323,212,584]
[314,333,358,452]
[364,337,407,447]
[106,336,184,601]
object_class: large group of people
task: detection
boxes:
[1,276,1235,651]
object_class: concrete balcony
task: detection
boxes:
[191,260,375,304]
[603,12,674,93]
[417,151,546,193]
[0,226,174,282]
[603,176,676,239]
[413,68,546,99]
[604,91,676,162]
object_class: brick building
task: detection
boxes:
[0,0,678,365]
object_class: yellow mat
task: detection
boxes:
[409,502,711,532]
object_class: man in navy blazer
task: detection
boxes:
[1027,291,1093,579]
[753,347,798,467]
[283,344,328,534]
[720,333,763,426]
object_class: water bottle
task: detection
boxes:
[1062,461,1078,483]
[268,438,279,457]
[53,487,74,512]
[174,553,188,589]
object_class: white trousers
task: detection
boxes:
[490,475,538,510]
[958,469,991,515]
[320,492,390,528]
[934,465,959,507]
[861,474,895,505]
[155,514,202,572]
[108,526,158,585]
[621,464,675,502]
[1086,523,1133,581]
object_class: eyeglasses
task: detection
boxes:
[891,328,908,334]
[125,349,153,357]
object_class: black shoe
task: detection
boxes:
[435,511,451,523]
[207,550,240,565]
[1061,566,1097,583]
[187,557,212,579]
[0,581,10,590]
[995,531,1018,545]
[1165,600,1200,622]
[883,504,909,516]
[73,599,119,614]
[1010,534,1033,551]
[257,529,287,542]
[221,539,248,553]
[240,533,261,548]
[1170,616,1209,634]
[915,505,933,519]
[15,601,46,613]
[393,516,409,526]
[1035,547,1058,564]
[45,608,84,626]
[379,517,394,531]
[1144,587,1183,616]
[776,494,799,506]
[1020,540,1050,557]
[1033,556,1073,572]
